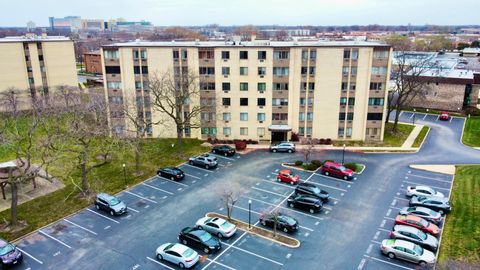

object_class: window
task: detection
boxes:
[258,51,267,60]
[133,66,148,74]
[240,98,248,106]
[258,67,266,76]
[347,112,354,121]
[273,51,289,59]
[257,83,266,91]
[272,98,288,106]
[240,127,248,135]
[181,50,188,60]
[222,83,231,91]
[200,82,215,90]
[338,128,344,136]
[221,51,230,59]
[223,127,231,135]
[302,50,308,60]
[240,82,248,91]
[309,67,315,75]
[299,127,305,135]
[299,98,306,106]
[199,67,215,75]
[351,49,358,60]
[38,55,44,61]
[240,51,248,59]
[173,50,179,59]
[372,67,388,75]
[222,98,231,106]
[307,97,314,105]
[107,82,122,90]
[301,67,308,75]
[240,113,248,121]
[143,81,149,91]
[28,78,34,84]
[310,50,317,60]
[272,113,288,120]
[104,50,119,59]
[135,81,142,90]
[106,66,121,74]
[348,98,355,106]
[199,51,214,59]
[341,82,348,90]
[109,96,123,104]
[368,98,385,106]
[257,98,266,106]
[339,112,346,120]
[26,67,33,72]
[346,127,352,136]
[342,67,349,76]
[308,83,315,91]
[133,50,147,59]
[257,113,266,121]
[343,49,350,59]
[299,112,305,121]
[373,50,389,59]
[240,67,248,75]
[223,113,231,121]
[307,112,313,121]
[340,97,347,105]
[351,67,357,76]
[273,67,289,76]
[350,83,356,90]
[306,127,312,136]
[273,83,288,90]
[257,127,265,136]
[222,67,230,75]
[370,82,384,90]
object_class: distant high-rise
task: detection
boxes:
[48,16,81,32]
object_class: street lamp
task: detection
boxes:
[413,108,416,125]
[122,163,127,188]
[342,144,346,165]
[248,200,252,229]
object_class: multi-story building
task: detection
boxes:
[84,50,102,74]
[48,16,82,32]
[101,40,392,142]
[0,34,78,109]
[81,19,106,31]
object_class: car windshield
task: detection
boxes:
[199,232,212,242]
[340,166,347,171]
[419,219,429,227]
[0,244,14,256]
[182,248,194,258]
[281,216,296,225]
[311,187,321,194]
[417,230,427,240]
[109,198,121,206]
[220,221,232,230]
[414,244,424,255]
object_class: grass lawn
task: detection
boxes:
[0,137,208,241]
[462,116,480,147]
[333,122,414,147]
[412,126,430,148]
[438,166,480,264]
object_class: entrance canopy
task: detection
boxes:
[268,125,292,132]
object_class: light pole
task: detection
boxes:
[413,108,416,125]
[342,144,346,165]
[248,200,252,229]
[122,163,127,188]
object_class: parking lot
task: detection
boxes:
[9,112,480,270]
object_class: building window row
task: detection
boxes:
[298,127,313,136]
[339,112,354,121]
[368,98,384,106]
[370,82,384,90]
[338,127,353,137]
[340,97,355,106]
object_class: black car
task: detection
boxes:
[287,194,323,214]
[0,238,22,266]
[212,145,236,156]
[259,213,299,233]
[157,167,185,181]
[295,183,330,203]
[178,227,221,254]
[409,196,452,215]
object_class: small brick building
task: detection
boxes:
[84,50,102,74]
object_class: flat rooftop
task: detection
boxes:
[0,35,71,43]
[104,40,390,48]
[420,69,475,79]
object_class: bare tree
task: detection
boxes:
[54,85,81,109]
[300,138,315,164]
[217,183,244,221]
[0,88,23,114]
[150,70,205,147]
[260,209,282,237]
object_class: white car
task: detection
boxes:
[195,217,237,238]
[156,243,199,269]
[406,185,444,198]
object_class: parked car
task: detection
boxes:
[287,194,322,214]
[94,193,127,216]
[394,215,440,236]
[269,142,295,153]
[295,182,330,203]
[380,239,436,267]
[188,154,218,169]
[399,206,442,225]
[178,227,221,254]
[406,185,445,198]
[156,243,199,269]
[409,196,452,215]
[259,213,299,233]
[0,238,22,266]
[195,217,237,238]
[390,225,439,251]
[211,145,236,156]
[320,161,354,180]
[439,112,450,121]
[157,167,185,181]
[276,169,300,185]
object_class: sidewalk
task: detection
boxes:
[401,124,424,148]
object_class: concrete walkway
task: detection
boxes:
[401,124,424,148]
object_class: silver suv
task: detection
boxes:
[94,193,127,216]
[188,154,218,169]
[269,142,295,153]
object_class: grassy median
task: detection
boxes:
[412,126,429,148]
[462,116,480,147]
[334,122,414,147]
[438,166,480,265]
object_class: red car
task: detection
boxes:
[277,170,299,185]
[394,215,440,236]
[439,112,450,121]
[320,161,354,180]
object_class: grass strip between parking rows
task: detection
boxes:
[412,126,430,148]
[462,116,480,147]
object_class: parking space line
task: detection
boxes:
[403,180,451,191]
[422,114,427,120]
[377,228,391,233]
[384,217,395,221]
[210,153,235,161]
[220,241,283,266]
[313,173,354,184]
[252,186,287,197]
[389,206,402,210]
[394,197,409,202]
[205,258,237,270]
[261,179,297,189]
[409,113,414,119]
[408,174,452,183]
[184,173,201,180]
[125,191,158,204]
[202,230,250,270]
[183,164,214,173]
[39,230,72,249]
[16,247,43,264]
[370,240,382,245]
[436,115,440,121]
[63,218,97,235]
[146,256,175,270]
[128,207,140,213]
[85,208,120,224]
[142,183,174,195]
[306,180,347,192]
[363,255,414,270]
[156,175,190,186]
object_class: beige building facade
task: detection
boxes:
[0,35,78,109]
[102,40,391,142]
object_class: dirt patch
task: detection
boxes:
[51,223,68,235]
[206,212,300,248]
[0,220,28,233]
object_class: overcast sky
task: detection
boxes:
[2,0,479,27]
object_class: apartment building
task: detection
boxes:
[102,40,391,142]
[0,34,78,109]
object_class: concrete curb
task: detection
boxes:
[281,163,316,173]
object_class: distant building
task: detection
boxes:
[84,51,102,74]
[81,19,105,31]
[462,47,480,57]
[48,16,81,32]
[112,21,154,33]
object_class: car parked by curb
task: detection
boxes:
[394,215,440,236]
[399,206,442,225]
[409,196,452,215]
[380,239,436,267]
[188,154,218,169]
[287,194,322,213]
[195,217,237,238]
[269,142,295,153]
[406,185,445,198]
[390,225,439,251]
[320,161,354,180]
[295,183,330,202]
[0,238,23,267]
[211,145,236,156]
[178,227,221,254]
[259,213,299,233]
[157,167,185,181]
[156,243,199,269]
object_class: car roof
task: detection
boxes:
[415,185,433,191]
[324,161,340,166]
[410,206,433,213]
[394,239,416,250]
[402,215,422,222]
[97,193,115,201]
[298,182,316,188]
[296,194,319,202]
[280,169,291,174]
[169,243,189,254]
[394,225,420,234]
[211,217,226,225]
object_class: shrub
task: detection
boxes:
[234,141,247,151]
[344,162,360,172]
[319,138,326,145]
[465,106,480,116]
[311,160,322,167]
[325,138,332,145]
[291,132,299,142]
[294,160,303,166]
[305,163,319,171]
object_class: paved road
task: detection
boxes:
[10,111,480,270]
